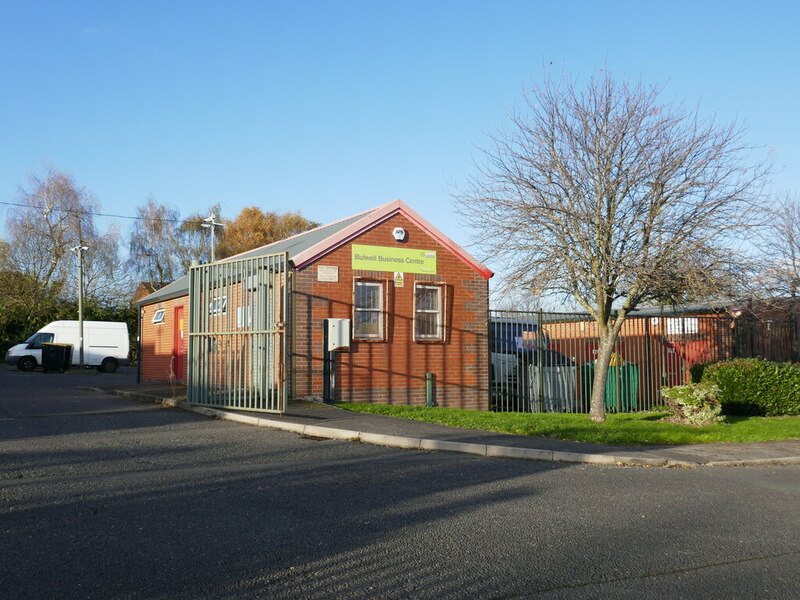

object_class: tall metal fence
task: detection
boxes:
[188,252,289,413]
[489,309,799,413]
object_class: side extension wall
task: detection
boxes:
[139,296,189,382]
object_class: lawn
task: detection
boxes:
[335,403,800,446]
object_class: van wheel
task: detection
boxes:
[99,358,118,373]
[17,356,37,371]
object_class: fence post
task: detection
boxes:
[537,309,544,412]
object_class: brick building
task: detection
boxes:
[137,200,492,411]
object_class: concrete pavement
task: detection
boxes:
[86,383,800,468]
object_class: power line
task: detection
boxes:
[0,200,198,224]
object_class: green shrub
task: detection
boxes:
[701,358,800,416]
[689,361,713,383]
[660,382,724,426]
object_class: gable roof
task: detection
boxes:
[137,199,491,306]
[292,199,493,278]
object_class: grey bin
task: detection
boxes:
[527,364,578,412]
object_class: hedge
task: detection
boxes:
[701,358,800,416]
[689,361,711,383]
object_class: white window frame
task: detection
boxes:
[236,304,252,328]
[152,308,166,325]
[414,283,445,341]
[667,317,698,335]
[209,295,227,316]
[353,279,385,340]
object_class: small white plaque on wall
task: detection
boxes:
[317,265,339,282]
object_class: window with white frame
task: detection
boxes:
[152,309,166,325]
[666,317,698,335]
[208,296,227,316]
[414,283,444,341]
[353,279,384,339]
[236,304,252,328]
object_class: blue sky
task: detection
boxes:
[1,0,798,260]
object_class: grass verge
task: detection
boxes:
[335,403,800,446]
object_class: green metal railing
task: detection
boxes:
[489,309,798,413]
[188,252,289,413]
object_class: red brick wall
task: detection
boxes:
[139,296,189,382]
[137,213,491,409]
[292,213,489,410]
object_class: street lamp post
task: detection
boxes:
[201,214,223,262]
[70,243,89,367]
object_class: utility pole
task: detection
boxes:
[70,243,89,367]
[201,214,224,262]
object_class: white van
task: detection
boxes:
[5,321,130,372]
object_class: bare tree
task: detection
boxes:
[176,203,220,271]
[491,288,544,313]
[6,167,97,292]
[456,72,770,422]
[128,198,223,283]
[2,167,130,334]
[754,192,800,298]
[127,196,183,285]
[80,226,133,307]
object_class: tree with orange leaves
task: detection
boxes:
[216,207,318,259]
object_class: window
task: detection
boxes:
[667,317,698,335]
[237,305,252,328]
[152,309,166,325]
[415,283,445,341]
[354,279,384,339]
[209,296,227,316]
[26,332,55,349]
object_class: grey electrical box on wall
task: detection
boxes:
[326,319,351,352]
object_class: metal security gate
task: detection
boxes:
[188,253,289,413]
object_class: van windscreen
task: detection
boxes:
[26,332,55,347]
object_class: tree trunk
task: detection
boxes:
[589,331,620,423]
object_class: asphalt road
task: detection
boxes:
[1,365,799,599]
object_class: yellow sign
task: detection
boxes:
[352,244,437,274]
[394,272,404,287]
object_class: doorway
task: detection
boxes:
[173,305,186,380]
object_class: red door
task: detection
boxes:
[173,306,186,380]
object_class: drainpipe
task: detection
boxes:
[136,304,142,384]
